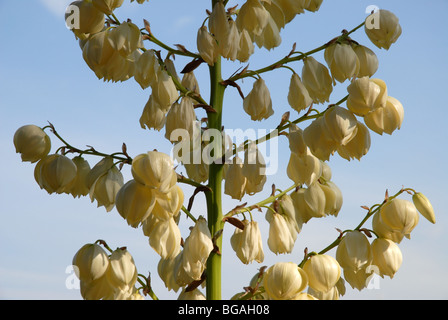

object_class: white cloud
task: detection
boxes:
[39,0,72,18]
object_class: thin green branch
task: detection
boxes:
[298,187,411,268]
[44,123,131,164]
[228,21,366,82]
[224,183,300,219]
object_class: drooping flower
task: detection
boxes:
[66,0,105,39]
[353,44,379,78]
[35,154,78,194]
[371,238,403,279]
[263,262,309,300]
[236,0,270,37]
[230,220,264,264]
[115,179,156,228]
[92,0,124,15]
[324,43,360,83]
[302,56,333,104]
[303,254,342,293]
[379,198,419,239]
[287,73,313,113]
[197,26,219,66]
[243,77,274,121]
[72,243,110,283]
[14,125,51,163]
[365,9,402,50]
[131,151,177,194]
[106,248,138,291]
[89,165,124,212]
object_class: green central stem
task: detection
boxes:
[206,55,225,300]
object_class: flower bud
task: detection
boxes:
[243,78,274,121]
[14,125,51,163]
[353,44,379,78]
[302,56,333,104]
[66,0,105,39]
[365,10,402,50]
[346,77,384,116]
[364,96,404,135]
[89,165,124,212]
[224,156,247,200]
[371,238,403,279]
[106,21,143,57]
[151,69,179,109]
[230,220,264,264]
[139,94,167,131]
[115,179,156,228]
[337,121,371,161]
[106,248,138,291]
[263,262,308,300]
[92,0,124,15]
[180,217,214,280]
[68,156,91,198]
[72,243,110,282]
[379,198,419,239]
[237,29,255,62]
[197,26,219,66]
[134,49,160,89]
[287,148,323,186]
[236,0,270,37]
[131,151,177,194]
[336,231,373,271]
[165,97,197,142]
[324,43,360,83]
[412,192,436,224]
[242,143,267,195]
[287,73,313,113]
[35,154,78,194]
[303,254,341,293]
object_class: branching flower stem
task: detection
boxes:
[298,187,414,268]
[227,21,366,83]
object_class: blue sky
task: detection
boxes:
[1,0,447,300]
